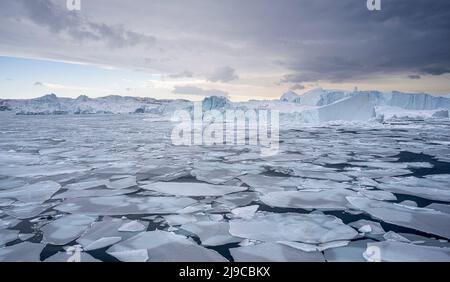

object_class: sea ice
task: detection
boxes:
[41,215,96,245]
[4,202,56,219]
[348,220,385,235]
[278,240,350,252]
[163,214,197,226]
[0,181,61,204]
[141,182,246,197]
[44,251,101,262]
[229,213,358,244]
[55,195,197,215]
[357,190,397,201]
[230,242,325,262]
[0,229,19,246]
[106,176,137,189]
[231,205,259,219]
[0,242,44,262]
[77,218,125,251]
[107,231,227,262]
[365,241,450,262]
[181,221,241,246]
[347,196,450,239]
[260,189,357,210]
[64,179,108,190]
[324,239,375,262]
[377,176,450,202]
[118,220,147,232]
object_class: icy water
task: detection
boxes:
[0,114,450,262]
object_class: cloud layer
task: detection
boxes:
[0,0,449,96]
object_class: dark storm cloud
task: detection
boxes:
[4,0,155,48]
[274,0,450,83]
[0,0,449,84]
[408,75,421,80]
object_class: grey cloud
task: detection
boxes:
[173,85,229,97]
[408,75,421,80]
[13,0,155,48]
[207,66,239,83]
[1,0,450,85]
[290,84,305,91]
[34,82,44,86]
[169,71,194,79]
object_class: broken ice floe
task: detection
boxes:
[231,205,259,219]
[277,240,350,253]
[76,217,125,251]
[41,214,96,245]
[229,213,358,244]
[377,176,450,202]
[44,251,101,262]
[0,181,60,204]
[0,242,45,262]
[180,221,241,246]
[230,242,325,262]
[347,196,450,239]
[364,241,450,262]
[118,220,147,232]
[260,189,357,210]
[0,229,19,246]
[141,182,246,197]
[106,231,227,262]
[55,195,197,215]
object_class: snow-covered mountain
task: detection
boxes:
[1,88,449,123]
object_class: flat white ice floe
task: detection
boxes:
[41,215,96,245]
[55,195,197,215]
[118,220,147,232]
[0,181,61,203]
[44,251,101,262]
[348,219,385,235]
[347,196,450,239]
[426,203,450,214]
[77,218,126,251]
[141,182,246,197]
[181,221,241,246]
[4,202,56,219]
[0,164,88,178]
[106,176,137,189]
[64,179,108,190]
[324,239,375,262]
[364,241,450,262]
[0,229,19,246]
[229,213,358,244]
[107,231,227,262]
[215,192,259,209]
[277,240,350,252]
[231,205,259,219]
[260,189,357,210]
[357,189,397,201]
[191,164,243,184]
[53,188,138,199]
[0,242,45,262]
[230,242,325,262]
[164,214,197,226]
[377,176,450,202]
[108,249,149,262]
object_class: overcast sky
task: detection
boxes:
[0,0,449,100]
